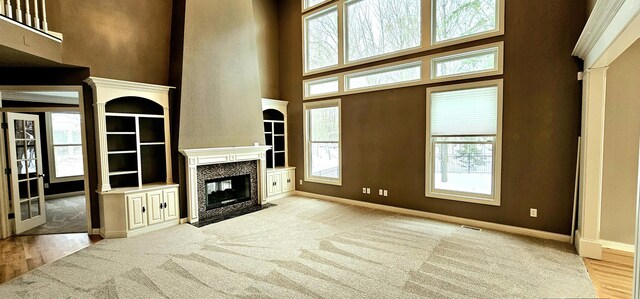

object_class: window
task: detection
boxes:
[304,6,339,72]
[431,46,499,79]
[303,0,332,10]
[433,0,499,44]
[345,61,422,91]
[345,0,421,63]
[305,77,339,97]
[301,0,503,75]
[46,112,84,182]
[302,42,503,100]
[426,80,502,205]
[304,99,342,185]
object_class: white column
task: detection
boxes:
[24,0,31,26]
[0,0,5,16]
[186,158,198,223]
[5,0,12,19]
[576,67,608,259]
[32,0,40,29]
[14,0,21,23]
[41,0,47,31]
[94,103,111,192]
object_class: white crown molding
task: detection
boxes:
[573,0,625,58]
[1,90,79,105]
[84,77,174,94]
[573,0,640,68]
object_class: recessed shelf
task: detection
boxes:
[141,142,165,146]
[109,171,138,176]
[265,120,285,123]
[108,150,137,155]
[107,132,136,135]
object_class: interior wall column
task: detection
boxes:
[576,67,608,259]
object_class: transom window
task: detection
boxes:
[426,80,502,205]
[302,0,503,75]
[46,112,84,182]
[304,99,342,185]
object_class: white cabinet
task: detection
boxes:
[126,193,147,230]
[266,167,296,200]
[100,184,180,238]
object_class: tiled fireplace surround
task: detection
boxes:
[180,146,271,224]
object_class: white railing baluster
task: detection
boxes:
[32,0,39,29]
[41,0,47,31]
[15,0,21,23]
[5,0,12,19]
[24,0,31,26]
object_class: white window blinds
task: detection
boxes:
[430,86,498,136]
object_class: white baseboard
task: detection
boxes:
[45,191,85,200]
[295,191,571,243]
[180,218,189,224]
[575,230,603,259]
[600,239,635,253]
[90,228,101,235]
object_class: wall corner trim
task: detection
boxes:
[295,191,571,243]
[575,229,603,259]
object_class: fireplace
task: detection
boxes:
[205,174,251,210]
[180,146,271,224]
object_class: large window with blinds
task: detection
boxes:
[426,80,502,205]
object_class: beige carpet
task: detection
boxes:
[21,195,88,235]
[0,196,596,298]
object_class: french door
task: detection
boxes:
[7,113,46,234]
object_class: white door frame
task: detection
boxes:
[0,86,92,238]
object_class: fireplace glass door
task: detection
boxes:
[205,175,251,209]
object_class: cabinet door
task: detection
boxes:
[266,173,276,196]
[283,170,295,192]
[126,193,147,230]
[273,172,283,194]
[147,190,164,225]
[163,188,179,221]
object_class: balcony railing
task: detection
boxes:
[0,0,55,37]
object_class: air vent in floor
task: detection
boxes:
[461,225,482,232]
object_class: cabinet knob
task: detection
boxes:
[160,203,164,210]
[164,202,167,209]
[142,206,146,213]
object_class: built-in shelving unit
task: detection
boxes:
[86,77,179,239]
[262,99,296,202]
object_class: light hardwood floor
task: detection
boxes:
[584,248,635,299]
[0,233,101,284]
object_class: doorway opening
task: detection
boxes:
[0,86,91,237]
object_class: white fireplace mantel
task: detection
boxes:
[179,146,271,223]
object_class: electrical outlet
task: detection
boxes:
[530,208,538,218]
[379,189,383,195]
[362,188,367,194]
[44,183,49,189]
[383,190,388,197]
[299,180,303,185]
[366,188,371,194]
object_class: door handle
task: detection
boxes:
[37,174,46,178]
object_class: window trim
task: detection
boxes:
[304,76,340,98]
[303,98,342,186]
[345,60,423,92]
[302,0,505,76]
[302,0,336,13]
[303,41,503,100]
[425,79,503,206]
[303,4,342,74]
[45,112,85,183]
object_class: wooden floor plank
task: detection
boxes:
[585,248,635,299]
[0,233,101,284]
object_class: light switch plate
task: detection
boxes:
[530,208,538,218]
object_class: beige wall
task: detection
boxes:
[600,40,640,245]
[47,0,174,85]
[253,0,280,99]
[177,0,265,149]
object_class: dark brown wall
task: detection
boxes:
[47,0,174,85]
[279,0,585,235]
